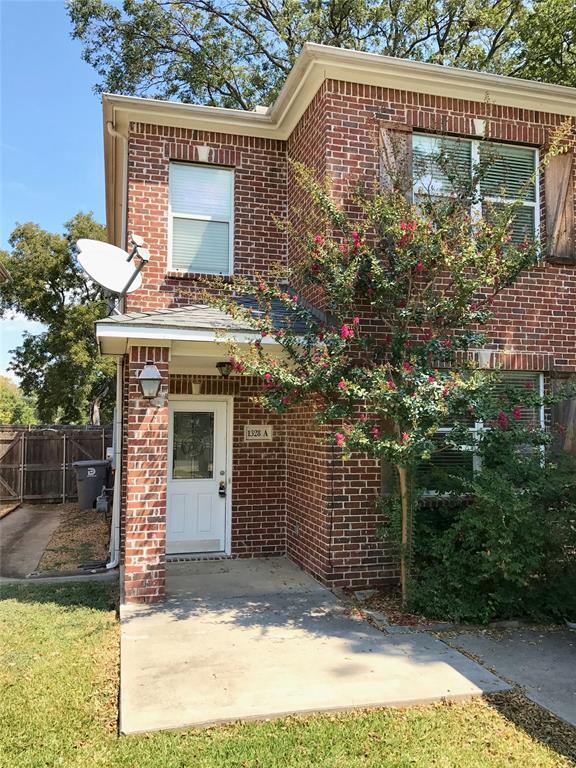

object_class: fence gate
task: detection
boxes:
[0,426,112,503]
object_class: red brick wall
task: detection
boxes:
[124,346,170,603]
[126,124,288,311]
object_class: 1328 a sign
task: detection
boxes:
[244,425,273,442]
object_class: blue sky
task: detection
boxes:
[1,0,106,379]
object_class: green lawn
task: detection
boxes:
[1,582,574,768]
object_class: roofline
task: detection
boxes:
[103,42,576,243]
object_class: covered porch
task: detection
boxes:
[97,305,391,604]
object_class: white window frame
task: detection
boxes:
[414,135,540,241]
[422,372,545,495]
[167,162,234,275]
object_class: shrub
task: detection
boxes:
[410,428,576,623]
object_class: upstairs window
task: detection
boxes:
[413,135,538,244]
[169,163,233,275]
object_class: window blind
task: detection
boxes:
[413,135,472,197]
[169,163,233,274]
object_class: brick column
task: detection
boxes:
[124,346,170,603]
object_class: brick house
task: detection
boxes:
[94,44,576,603]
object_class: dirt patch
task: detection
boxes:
[37,503,110,573]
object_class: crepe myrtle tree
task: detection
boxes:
[202,138,569,602]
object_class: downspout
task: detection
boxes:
[107,356,123,569]
[106,119,128,570]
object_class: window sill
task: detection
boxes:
[166,271,233,281]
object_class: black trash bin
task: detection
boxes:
[73,459,110,510]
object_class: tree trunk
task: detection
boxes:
[397,464,411,606]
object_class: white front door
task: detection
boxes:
[167,400,228,554]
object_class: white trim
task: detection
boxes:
[167,395,234,556]
[95,323,280,344]
[103,44,576,141]
[168,162,234,276]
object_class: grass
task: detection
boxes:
[1,582,575,768]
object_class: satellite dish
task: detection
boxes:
[76,237,148,295]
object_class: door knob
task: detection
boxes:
[218,480,226,498]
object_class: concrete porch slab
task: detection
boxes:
[120,557,508,734]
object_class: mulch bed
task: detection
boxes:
[362,588,433,626]
[37,503,110,573]
[0,502,20,520]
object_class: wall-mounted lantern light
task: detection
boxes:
[138,361,162,399]
[216,361,233,379]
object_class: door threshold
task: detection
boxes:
[166,552,230,563]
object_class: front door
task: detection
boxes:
[167,401,228,554]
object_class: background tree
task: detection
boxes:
[0,214,115,425]
[0,376,36,425]
[67,0,575,111]
[201,127,573,602]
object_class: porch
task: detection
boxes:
[119,557,508,733]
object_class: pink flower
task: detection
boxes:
[415,261,424,273]
[258,282,266,291]
[282,396,291,405]
[401,432,410,442]
[402,361,413,372]
[371,426,381,439]
[442,386,450,397]
[387,379,397,390]
[400,221,417,232]
[291,294,298,304]
[340,324,354,340]
[335,432,345,447]
[339,243,349,255]
[311,262,321,274]
[498,411,509,430]
[398,298,407,308]
[337,379,347,391]
[351,230,360,241]
[261,330,268,338]
[367,287,374,296]
[442,338,452,348]
[264,373,272,382]
[314,234,324,245]
[397,234,411,248]
[428,375,436,383]
[512,405,522,421]
[352,316,360,325]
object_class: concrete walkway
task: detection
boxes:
[120,558,507,734]
[0,503,62,577]
[444,629,576,726]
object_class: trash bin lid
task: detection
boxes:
[72,459,110,468]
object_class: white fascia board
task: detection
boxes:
[103,45,576,143]
[95,322,281,346]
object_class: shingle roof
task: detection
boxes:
[97,297,310,334]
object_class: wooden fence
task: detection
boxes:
[0,426,112,503]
